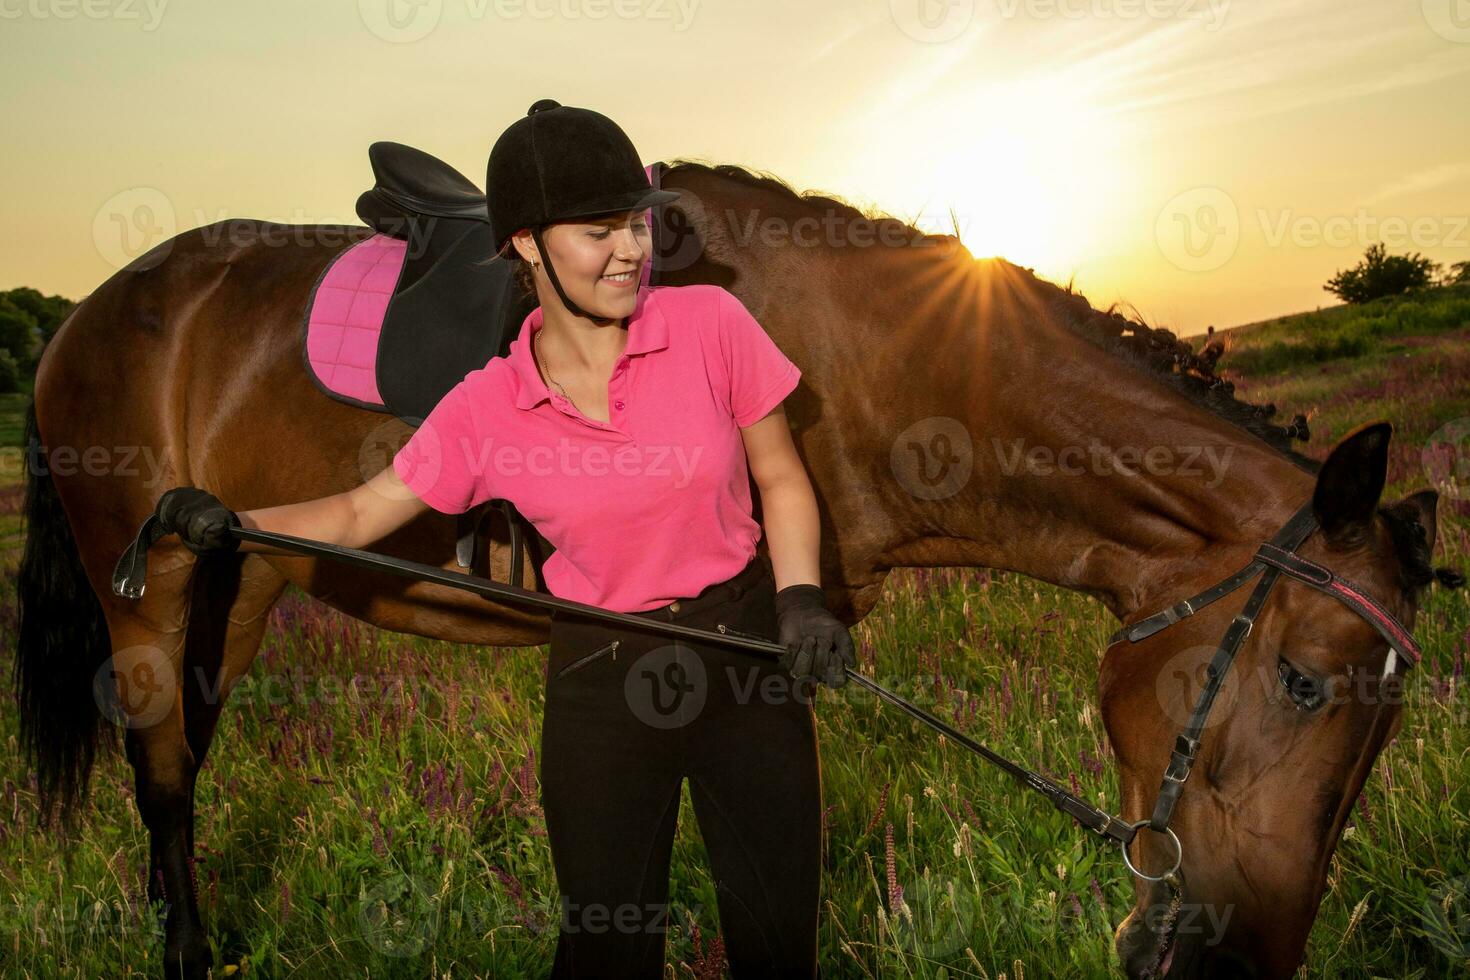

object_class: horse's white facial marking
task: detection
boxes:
[1383,648,1399,676]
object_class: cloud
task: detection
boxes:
[1362,163,1470,207]
[804,8,888,65]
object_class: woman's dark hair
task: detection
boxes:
[508,250,536,297]
[480,239,537,296]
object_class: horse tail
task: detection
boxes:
[13,396,115,827]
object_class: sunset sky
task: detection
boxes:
[2,0,1467,335]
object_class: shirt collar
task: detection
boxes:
[509,287,669,410]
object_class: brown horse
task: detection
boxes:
[16,161,1457,979]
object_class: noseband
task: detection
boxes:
[1110,498,1422,881]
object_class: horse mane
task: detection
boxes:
[663,159,963,246]
[1037,275,1319,471]
[665,160,1463,591]
[1018,276,1464,594]
[1381,501,1467,598]
[665,159,1313,466]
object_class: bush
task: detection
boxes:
[0,287,76,374]
[1324,242,1438,304]
[0,297,38,369]
[0,349,20,394]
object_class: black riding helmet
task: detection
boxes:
[487,99,680,319]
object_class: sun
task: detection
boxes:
[860,77,1122,279]
[925,125,1062,263]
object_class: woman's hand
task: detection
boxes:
[155,487,241,556]
[775,584,856,688]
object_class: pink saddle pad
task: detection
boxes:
[303,233,405,409]
[304,164,661,411]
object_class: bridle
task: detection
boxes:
[1106,498,1423,882]
[1093,497,1425,976]
[723,495,1425,887]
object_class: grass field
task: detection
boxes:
[0,287,1466,978]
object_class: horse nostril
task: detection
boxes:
[1114,912,1160,978]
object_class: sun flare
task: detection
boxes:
[858,77,1123,280]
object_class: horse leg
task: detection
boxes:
[177,553,289,890]
[118,547,289,979]
[99,546,215,980]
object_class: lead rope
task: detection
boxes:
[711,622,1141,848]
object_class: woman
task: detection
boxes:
[156,99,854,978]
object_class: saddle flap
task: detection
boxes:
[376,222,535,425]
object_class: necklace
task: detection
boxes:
[532,328,578,410]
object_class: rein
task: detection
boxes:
[112,501,1421,886]
[114,519,1132,841]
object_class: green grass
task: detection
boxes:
[0,391,33,449]
[1217,282,1470,378]
[0,287,1467,978]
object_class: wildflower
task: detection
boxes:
[863,781,891,836]
[885,822,902,912]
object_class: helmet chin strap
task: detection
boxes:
[531,226,618,324]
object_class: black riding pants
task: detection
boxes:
[540,553,822,979]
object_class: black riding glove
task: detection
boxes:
[775,583,856,688]
[155,487,241,556]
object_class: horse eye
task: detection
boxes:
[1277,657,1327,711]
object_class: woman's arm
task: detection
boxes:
[740,404,821,591]
[234,464,431,555]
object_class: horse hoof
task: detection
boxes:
[163,944,213,980]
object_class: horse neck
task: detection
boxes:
[666,167,1316,623]
[871,260,1319,622]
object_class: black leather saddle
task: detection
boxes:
[356,141,537,428]
[355,142,542,588]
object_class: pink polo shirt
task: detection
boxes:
[391,284,802,612]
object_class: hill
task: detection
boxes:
[1209,282,1470,512]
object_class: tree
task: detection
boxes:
[0,296,39,367]
[0,287,76,374]
[0,349,20,394]
[1324,243,1439,304]
[1446,260,1470,285]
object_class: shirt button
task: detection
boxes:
[613,399,625,410]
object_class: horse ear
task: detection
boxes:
[1397,487,1439,553]
[1312,421,1391,549]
